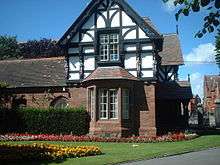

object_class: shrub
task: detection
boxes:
[0,143,102,161]
[0,107,90,135]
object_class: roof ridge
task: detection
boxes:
[0,57,65,63]
[163,33,178,36]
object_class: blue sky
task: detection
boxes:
[0,0,219,98]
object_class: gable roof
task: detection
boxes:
[58,0,163,46]
[0,57,66,88]
[159,34,184,66]
[83,66,139,82]
[142,17,161,36]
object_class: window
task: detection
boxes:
[99,89,118,119]
[99,34,119,62]
[88,88,95,118]
[50,97,69,109]
[122,89,130,119]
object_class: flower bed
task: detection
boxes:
[0,143,102,161]
[0,133,198,143]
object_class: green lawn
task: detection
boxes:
[1,135,220,165]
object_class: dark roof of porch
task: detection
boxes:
[156,81,193,100]
[83,66,139,82]
[0,57,66,88]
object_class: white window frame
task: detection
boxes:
[88,87,95,118]
[99,34,119,62]
[99,88,118,119]
[99,89,108,119]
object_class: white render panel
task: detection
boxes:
[129,71,137,77]
[139,27,149,39]
[125,45,136,51]
[122,28,130,36]
[141,70,153,78]
[83,47,94,53]
[97,12,107,28]
[69,56,80,71]
[68,48,79,54]
[168,73,175,80]
[122,11,136,26]
[69,73,80,80]
[142,54,154,68]
[82,14,95,29]
[141,44,153,50]
[71,33,79,43]
[110,11,120,27]
[87,30,94,38]
[111,4,120,8]
[84,72,92,78]
[84,56,95,70]
[125,53,136,69]
[124,29,137,40]
[109,10,117,18]
[81,33,93,42]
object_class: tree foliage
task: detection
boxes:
[19,38,63,58]
[163,0,220,38]
[0,36,21,60]
[0,36,63,60]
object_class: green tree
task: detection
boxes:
[0,35,21,60]
[19,38,63,58]
[163,0,220,38]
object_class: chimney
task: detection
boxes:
[188,74,190,82]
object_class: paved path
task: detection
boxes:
[120,148,220,165]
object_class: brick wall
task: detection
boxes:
[134,82,156,137]
[3,81,157,137]
[4,87,87,109]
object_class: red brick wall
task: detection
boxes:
[7,87,87,109]
[134,82,156,137]
[5,81,157,137]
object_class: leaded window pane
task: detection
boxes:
[99,89,108,119]
[110,44,119,61]
[99,33,119,62]
[109,90,118,119]
[98,89,118,119]
[122,89,129,119]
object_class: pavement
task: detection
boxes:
[119,148,220,165]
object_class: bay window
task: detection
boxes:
[99,89,118,119]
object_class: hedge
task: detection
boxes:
[0,107,89,135]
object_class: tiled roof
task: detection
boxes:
[159,34,184,66]
[83,66,139,82]
[0,57,66,88]
[157,81,192,100]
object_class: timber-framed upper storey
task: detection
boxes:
[58,0,181,84]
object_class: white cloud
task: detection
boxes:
[163,0,176,12]
[185,43,215,63]
[190,72,204,99]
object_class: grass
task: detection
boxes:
[1,135,220,165]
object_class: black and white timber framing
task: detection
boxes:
[58,0,179,83]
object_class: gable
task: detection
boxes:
[58,0,163,50]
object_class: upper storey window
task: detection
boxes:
[100,34,119,62]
